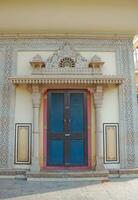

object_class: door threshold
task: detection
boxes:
[26,170,109,180]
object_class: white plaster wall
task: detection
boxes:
[101,85,120,169]
[15,86,33,123]
[102,86,119,123]
[17,51,54,75]
[81,51,116,75]
[14,86,33,169]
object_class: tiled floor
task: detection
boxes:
[0,177,138,200]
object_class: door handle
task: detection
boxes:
[65,134,70,137]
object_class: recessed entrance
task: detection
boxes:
[47,90,88,167]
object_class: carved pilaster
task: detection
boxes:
[94,86,105,171]
[31,85,41,171]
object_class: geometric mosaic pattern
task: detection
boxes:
[0,47,12,167]
[118,43,136,167]
[0,37,137,168]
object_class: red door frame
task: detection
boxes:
[43,88,93,170]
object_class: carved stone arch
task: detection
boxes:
[46,43,88,68]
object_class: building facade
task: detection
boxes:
[0,35,137,174]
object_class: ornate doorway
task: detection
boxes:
[47,90,88,167]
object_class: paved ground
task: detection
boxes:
[0,177,138,200]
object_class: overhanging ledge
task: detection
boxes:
[9,75,124,85]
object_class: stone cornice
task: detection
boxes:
[9,75,124,85]
[0,33,134,40]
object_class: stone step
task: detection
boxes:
[1,168,138,180]
[26,170,109,181]
[109,168,138,178]
[0,169,26,176]
[0,169,27,179]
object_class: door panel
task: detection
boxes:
[50,93,64,133]
[70,93,84,133]
[70,140,85,165]
[47,92,65,165]
[68,91,87,166]
[47,90,88,167]
[49,140,64,165]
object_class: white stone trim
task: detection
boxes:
[0,33,134,40]
[9,75,124,85]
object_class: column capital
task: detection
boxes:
[94,85,103,108]
[32,85,41,108]
[32,85,40,93]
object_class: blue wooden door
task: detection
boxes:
[47,90,87,166]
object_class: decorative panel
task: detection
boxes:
[15,123,31,164]
[50,93,64,133]
[70,93,84,133]
[103,123,119,164]
[70,140,85,165]
[48,140,64,165]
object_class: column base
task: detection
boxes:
[96,156,107,172]
[30,157,40,172]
